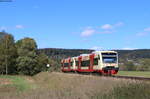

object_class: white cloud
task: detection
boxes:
[15,25,24,29]
[136,32,147,36]
[80,22,123,37]
[90,46,103,50]
[101,24,113,30]
[144,27,150,32]
[101,22,123,30]
[136,27,150,36]
[121,47,137,50]
[114,22,124,27]
[81,27,95,37]
[98,30,114,34]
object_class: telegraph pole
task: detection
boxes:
[5,36,8,75]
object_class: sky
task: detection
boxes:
[0,0,150,50]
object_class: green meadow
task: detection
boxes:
[117,71,150,78]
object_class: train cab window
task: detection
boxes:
[94,58,98,65]
[64,63,69,67]
[81,60,90,67]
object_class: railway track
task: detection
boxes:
[63,72,150,81]
[113,75,150,81]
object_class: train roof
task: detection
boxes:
[80,54,89,56]
[62,50,117,60]
[92,50,117,54]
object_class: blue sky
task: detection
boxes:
[0,0,150,50]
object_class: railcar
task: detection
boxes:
[61,51,119,75]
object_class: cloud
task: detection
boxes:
[136,27,150,36]
[114,22,124,27]
[136,32,147,36]
[101,24,113,30]
[90,46,103,50]
[15,25,24,29]
[80,22,123,37]
[81,27,95,37]
[101,22,123,30]
[144,27,150,32]
[121,47,138,50]
[98,30,114,34]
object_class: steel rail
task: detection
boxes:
[112,75,150,81]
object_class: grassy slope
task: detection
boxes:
[117,71,150,77]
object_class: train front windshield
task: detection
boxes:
[102,53,117,63]
[103,57,117,63]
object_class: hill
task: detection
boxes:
[38,48,94,59]
[38,48,150,60]
[116,49,150,60]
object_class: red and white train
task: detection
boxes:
[61,51,119,75]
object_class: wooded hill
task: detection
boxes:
[38,48,150,60]
[38,48,94,60]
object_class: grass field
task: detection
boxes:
[117,71,150,78]
[0,75,36,94]
[0,72,149,99]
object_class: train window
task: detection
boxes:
[103,57,117,63]
[102,53,116,55]
[102,53,117,57]
[64,63,69,67]
[70,62,73,66]
[94,58,98,65]
[75,61,79,66]
[81,60,90,67]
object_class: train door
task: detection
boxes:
[78,56,82,71]
[90,54,94,71]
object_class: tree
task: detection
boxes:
[0,34,17,74]
[16,38,38,75]
[124,61,136,71]
[35,53,49,73]
[136,59,150,71]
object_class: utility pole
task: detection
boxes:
[5,36,8,75]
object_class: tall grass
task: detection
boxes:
[99,81,150,99]
[0,72,150,99]
[112,81,150,99]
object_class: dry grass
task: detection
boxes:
[0,72,150,99]
[0,78,12,85]
[11,72,130,99]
